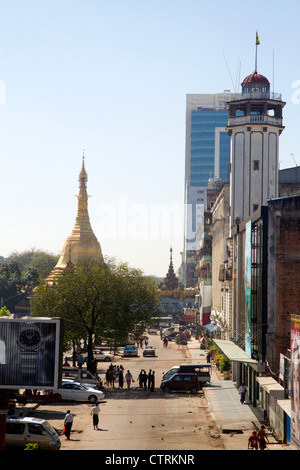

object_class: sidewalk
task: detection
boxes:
[187,337,291,450]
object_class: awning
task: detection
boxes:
[213,339,258,365]
[256,376,285,400]
[204,323,221,334]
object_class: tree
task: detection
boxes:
[8,249,59,281]
[31,259,160,372]
[0,249,59,312]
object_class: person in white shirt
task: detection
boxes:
[239,383,247,404]
[90,403,100,429]
[64,410,74,439]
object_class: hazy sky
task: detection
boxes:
[1,0,300,277]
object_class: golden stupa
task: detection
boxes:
[46,157,104,283]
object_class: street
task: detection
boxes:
[31,334,224,450]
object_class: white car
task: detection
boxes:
[81,350,115,362]
[52,381,105,403]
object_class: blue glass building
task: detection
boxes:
[182,93,239,286]
[188,100,232,187]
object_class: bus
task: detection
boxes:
[149,316,173,330]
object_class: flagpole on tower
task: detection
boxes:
[255,31,260,72]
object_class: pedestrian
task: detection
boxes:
[64,410,74,440]
[147,369,152,389]
[63,357,70,366]
[142,370,147,389]
[257,425,269,450]
[77,354,84,369]
[90,403,100,430]
[118,368,124,389]
[105,368,111,387]
[138,370,144,388]
[150,371,155,392]
[125,370,133,389]
[248,430,260,450]
[239,383,247,404]
[206,352,211,363]
[110,368,116,387]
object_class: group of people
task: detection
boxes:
[136,337,148,348]
[63,404,101,438]
[104,363,155,391]
[137,369,155,391]
[104,363,125,388]
[248,425,269,450]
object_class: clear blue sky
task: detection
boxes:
[0,0,299,277]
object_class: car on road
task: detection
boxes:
[5,417,61,450]
[123,344,138,357]
[51,381,105,403]
[81,350,115,362]
[62,367,102,388]
[162,364,211,384]
[163,328,186,341]
[143,345,156,357]
[160,373,200,394]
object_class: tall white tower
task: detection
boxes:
[226,71,285,226]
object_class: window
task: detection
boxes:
[6,423,25,434]
[183,376,192,382]
[253,160,259,171]
[28,424,44,435]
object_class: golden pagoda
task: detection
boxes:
[46,157,104,283]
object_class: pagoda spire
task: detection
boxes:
[46,156,104,283]
[163,246,179,290]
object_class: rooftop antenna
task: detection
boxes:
[222,52,235,91]
[234,57,241,93]
[273,49,275,95]
[291,153,298,167]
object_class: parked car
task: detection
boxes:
[62,367,102,388]
[162,364,211,384]
[160,373,200,394]
[5,417,61,450]
[178,363,211,384]
[81,350,115,362]
[143,345,156,357]
[51,381,105,403]
[163,328,186,341]
[123,344,138,357]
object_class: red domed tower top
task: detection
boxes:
[242,71,270,86]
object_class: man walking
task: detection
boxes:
[90,403,100,430]
[64,410,74,440]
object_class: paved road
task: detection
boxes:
[32,334,224,451]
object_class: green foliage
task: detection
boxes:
[31,258,160,370]
[0,249,58,311]
[9,249,59,281]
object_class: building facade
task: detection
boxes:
[183,93,239,287]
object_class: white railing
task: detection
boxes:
[228,115,283,126]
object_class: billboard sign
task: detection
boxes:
[245,220,252,358]
[0,317,63,390]
[291,315,300,449]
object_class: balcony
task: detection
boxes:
[241,91,282,101]
[227,114,283,128]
